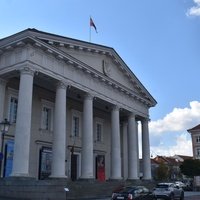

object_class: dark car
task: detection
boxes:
[111,185,156,200]
[153,183,184,200]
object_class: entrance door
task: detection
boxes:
[96,155,105,181]
[71,154,78,181]
[38,147,52,180]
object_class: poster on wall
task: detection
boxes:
[39,147,52,180]
[4,140,14,177]
[96,155,105,181]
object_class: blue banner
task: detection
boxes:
[4,140,14,177]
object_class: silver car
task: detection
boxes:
[153,183,184,200]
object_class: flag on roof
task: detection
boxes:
[90,17,97,33]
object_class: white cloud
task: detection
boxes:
[186,0,200,16]
[149,101,200,135]
[148,101,200,157]
[150,133,193,157]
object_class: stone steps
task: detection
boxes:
[0,178,155,200]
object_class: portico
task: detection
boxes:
[0,29,157,181]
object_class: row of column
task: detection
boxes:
[0,66,152,180]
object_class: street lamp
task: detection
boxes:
[0,118,10,177]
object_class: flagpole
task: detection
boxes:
[89,16,91,42]
[89,16,97,42]
[89,23,91,42]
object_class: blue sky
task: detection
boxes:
[1,0,200,157]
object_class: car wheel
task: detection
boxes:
[180,192,184,200]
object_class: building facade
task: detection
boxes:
[0,29,156,181]
[188,124,200,159]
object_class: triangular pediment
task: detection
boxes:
[0,28,157,107]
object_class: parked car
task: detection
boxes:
[175,181,186,189]
[111,185,156,200]
[153,182,184,200]
[176,180,193,191]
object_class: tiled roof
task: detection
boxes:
[175,155,192,160]
[187,124,200,132]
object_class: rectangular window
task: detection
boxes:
[9,97,18,123]
[197,148,200,157]
[196,136,200,143]
[72,116,79,137]
[94,118,104,143]
[71,110,82,138]
[42,107,51,130]
[96,123,102,142]
[41,100,54,132]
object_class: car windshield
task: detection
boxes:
[120,187,136,193]
[156,184,169,188]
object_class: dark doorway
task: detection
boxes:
[38,147,52,180]
[71,154,78,181]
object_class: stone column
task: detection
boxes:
[50,81,67,178]
[80,93,94,179]
[0,79,7,122]
[135,121,140,178]
[110,105,122,179]
[12,67,34,177]
[128,113,139,180]
[142,118,152,180]
[122,122,128,179]
[0,79,7,177]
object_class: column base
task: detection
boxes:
[10,172,34,179]
[49,175,68,179]
[7,175,36,181]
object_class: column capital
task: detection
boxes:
[128,112,135,119]
[84,93,94,100]
[112,105,120,111]
[19,66,35,76]
[56,81,68,90]
[142,117,150,123]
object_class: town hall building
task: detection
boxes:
[0,29,157,181]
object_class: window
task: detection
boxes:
[96,123,102,142]
[7,88,18,124]
[42,107,51,130]
[95,118,104,143]
[9,96,18,123]
[197,148,200,157]
[196,136,200,143]
[41,100,54,132]
[71,110,82,137]
[72,116,79,137]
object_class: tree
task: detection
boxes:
[156,162,169,181]
[180,159,200,177]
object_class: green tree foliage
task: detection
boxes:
[180,159,200,177]
[156,162,169,181]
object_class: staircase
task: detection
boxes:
[0,178,156,200]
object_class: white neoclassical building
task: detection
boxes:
[0,29,156,181]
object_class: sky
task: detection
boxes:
[1,0,200,157]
